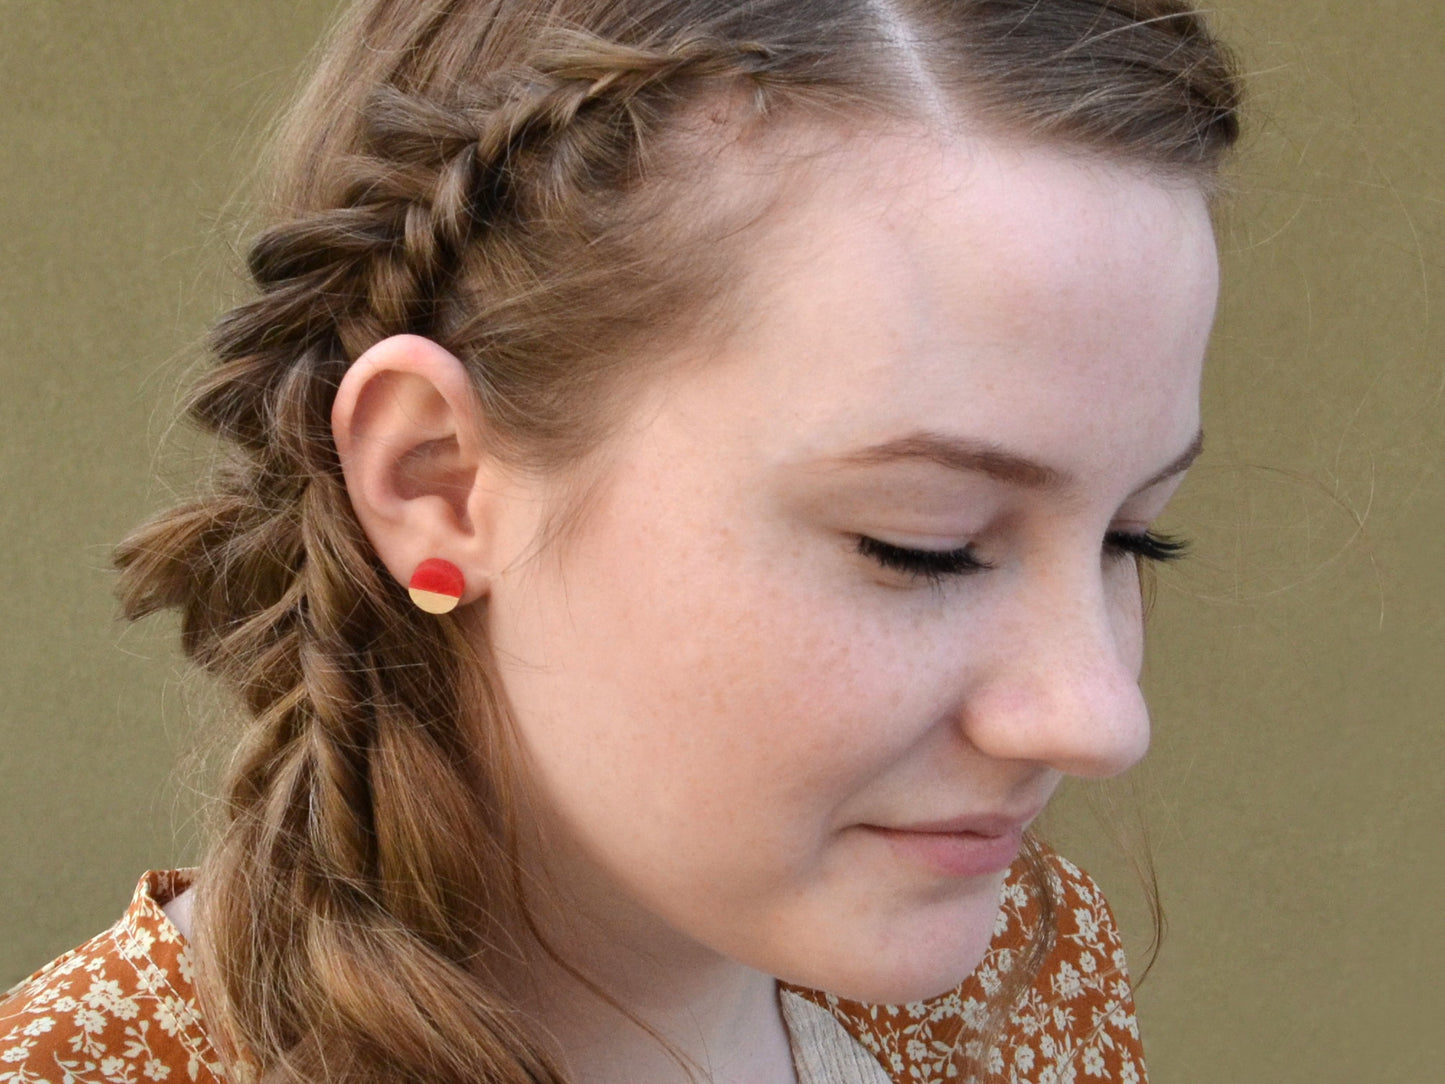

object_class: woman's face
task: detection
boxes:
[483,131,1219,1003]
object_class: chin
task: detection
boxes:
[814,944,994,1007]
[779,892,1002,1005]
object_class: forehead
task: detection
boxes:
[645,128,1219,490]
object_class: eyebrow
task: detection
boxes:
[824,428,1205,494]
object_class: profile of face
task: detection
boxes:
[337,127,1219,1006]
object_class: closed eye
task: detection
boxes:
[856,536,992,585]
[1105,529,1190,563]
[858,529,1187,587]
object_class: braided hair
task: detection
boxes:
[114,2,1239,1081]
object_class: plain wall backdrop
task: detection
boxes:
[2,2,1441,1079]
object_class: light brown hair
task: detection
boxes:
[114,1,1240,1080]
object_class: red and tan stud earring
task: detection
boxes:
[407,558,465,615]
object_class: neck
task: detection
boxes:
[517,951,796,1084]
[495,876,799,1084]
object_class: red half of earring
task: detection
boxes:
[408,557,465,614]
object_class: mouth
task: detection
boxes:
[859,809,1040,879]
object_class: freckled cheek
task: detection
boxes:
[603,558,922,813]
[655,598,873,764]
[505,478,944,835]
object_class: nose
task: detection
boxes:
[958,566,1151,779]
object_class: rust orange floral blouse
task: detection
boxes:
[1,852,1146,1082]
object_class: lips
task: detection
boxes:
[884,812,1034,837]
[860,809,1040,879]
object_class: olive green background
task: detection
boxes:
[2,2,1441,1079]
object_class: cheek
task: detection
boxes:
[597,540,906,807]
[492,499,931,866]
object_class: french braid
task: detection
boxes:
[114,2,1239,1081]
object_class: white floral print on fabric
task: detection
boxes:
[2,850,1146,1083]
[1,871,225,1084]
[782,852,1149,1083]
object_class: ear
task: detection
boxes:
[331,334,503,606]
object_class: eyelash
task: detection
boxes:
[857,536,990,583]
[1104,529,1191,564]
[856,530,1190,585]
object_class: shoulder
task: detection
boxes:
[0,870,228,1084]
[782,844,1148,1084]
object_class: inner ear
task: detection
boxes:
[394,432,473,517]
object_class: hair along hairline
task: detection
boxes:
[464,99,1223,663]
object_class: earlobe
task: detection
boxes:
[331,334,493,604]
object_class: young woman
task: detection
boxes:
[0,1,1240,1081]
